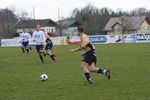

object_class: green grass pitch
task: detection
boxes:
[0,43,149,100]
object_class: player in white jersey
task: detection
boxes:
[20,28,31,55]
[32,25,46,64]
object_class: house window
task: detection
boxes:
[51,29,54,32]
[114,27,122,32]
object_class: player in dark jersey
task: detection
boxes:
[42,29,56,63]
[70,26,111,85]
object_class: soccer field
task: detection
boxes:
[0,43,149,100]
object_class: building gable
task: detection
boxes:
[113,23,123,32]
[137,20,150,34]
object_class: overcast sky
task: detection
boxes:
[0,0,150,21]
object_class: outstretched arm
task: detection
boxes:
[70,47,83,53]
[70,35,89,53]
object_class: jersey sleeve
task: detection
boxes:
[32,32,35,40]
[19,33,23,42]
[19,33,22,38]
[42,32,46,43]
[45,33,50,39]
[28,33,31,39]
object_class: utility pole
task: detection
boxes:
[121,16,124,35]
[33,7,36,21]
[7,8,10,34]
[58,8,62,36]
[33,7,36,31]
[121,16,125,42]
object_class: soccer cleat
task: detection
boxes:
[52,54,57,62]
[84,80,93,86]
[41,61,44,64]
[105,70,111,80]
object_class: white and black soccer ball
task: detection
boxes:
[40,74,48,81]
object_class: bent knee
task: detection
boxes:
[81,65,86,70]
[81,63,87,69]
[89,69,95,72]
[89,68,96,72]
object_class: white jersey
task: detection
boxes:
[32,31,46,45]
[20,32,31,42]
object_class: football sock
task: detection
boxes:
[39,55,44,63]
[84,73,92,81]
[50,54,55,61]
[22,47,25,53]
[43,54,46,57]
[29,47,32,50]
[97,69,107,74]
[26,48,29,53]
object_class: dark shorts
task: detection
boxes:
[22,41,29,47]
[35,45,44,52]
[45,43,53,50]
[82,50,97,66]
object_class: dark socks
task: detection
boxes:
[97,69,106,74]
[22,47,25,53]
[84,73,91,81]
[39,55,44,63]
[43,54,46,57]
[50,54,55,61]
[26,49,29,54]
[29,47,32,50]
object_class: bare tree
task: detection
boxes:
[17,8,32,20]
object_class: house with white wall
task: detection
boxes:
[56,19,80,36]
[12,19,57,35]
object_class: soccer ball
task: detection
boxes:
[40,74,48,81]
